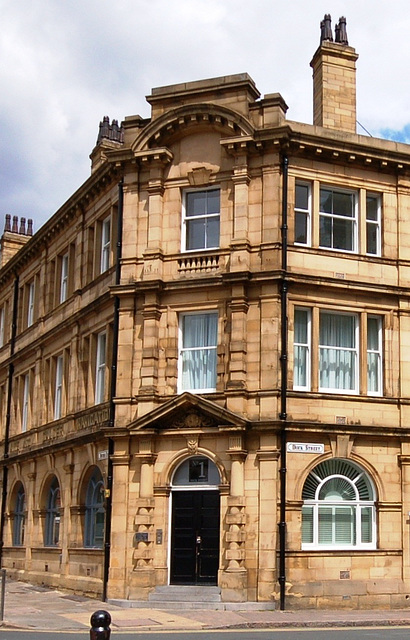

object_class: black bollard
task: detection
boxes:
[90,610,111,640]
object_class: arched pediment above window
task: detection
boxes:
[131,104,255,154]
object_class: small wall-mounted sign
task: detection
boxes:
[134,532,149,543]
[98,450,109,460]
[287,442,324,454]
[156,529,163,545]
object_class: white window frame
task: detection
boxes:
[100,216,111,273]
[54,355,64,420]
[366,193,381,256]
[319,186,358,253]
[27,281,35,327]
[293,307,311,390]
[0,307,5,348]
[294,181,311,246]
[95,332,106,404]
[319,311,359,394]
[182,188,220,252]
[60,253,69,303]
[367,314,383,396]
[22,373,30,432]
[178,312,218,393]
[302,462,376,551]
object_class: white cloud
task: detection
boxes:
[1,0,410,230]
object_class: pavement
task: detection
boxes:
[3,580,410,632]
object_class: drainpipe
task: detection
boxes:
[278,155,288,611]
[0,276,19,566]
[102,179,123,602]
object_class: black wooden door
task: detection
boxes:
[170,491,220,584]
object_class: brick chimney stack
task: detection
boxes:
[310,15,358,133]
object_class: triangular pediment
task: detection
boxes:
[129,393,248,432]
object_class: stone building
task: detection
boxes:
[1,15,410,609]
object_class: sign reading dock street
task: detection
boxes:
[287,442,324,454]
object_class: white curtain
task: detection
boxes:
[294,309,309,387]
[367,316,381,393]
[182,313,217,390]
[319,313,356,390]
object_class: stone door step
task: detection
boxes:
[108,585,276,610]
[149,585,221,603]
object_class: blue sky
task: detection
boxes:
[1,0,410,231]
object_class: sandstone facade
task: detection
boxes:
[1,16,410,609]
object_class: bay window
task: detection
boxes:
[319,187,357,252]
[367,315,382,395]
[293,307,383,396]
[294,308,311,390]
[179,312,218,392]
[294,182,311,245]
[319,312,358,393]
[293,181,382,256]
[366,194,381,256]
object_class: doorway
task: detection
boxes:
[170,489,220,584]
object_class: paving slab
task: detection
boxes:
[2,580,410,631]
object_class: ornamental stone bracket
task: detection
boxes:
[224,495,247,573]
[133,497,155,571]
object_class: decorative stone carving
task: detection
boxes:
[172,411,215,429]
[186,437,199,454]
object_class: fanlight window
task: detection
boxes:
[302,458,376,549]
[172,456,220,487]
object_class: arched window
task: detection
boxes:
[45,477,61,547]
[301,458,376,549]
[13,483,26,546]
[84,468,105,548]
[172,456,220,487]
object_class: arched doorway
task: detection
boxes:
[170,456,220,585]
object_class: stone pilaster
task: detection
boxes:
[230,161,251,271]
[256,449,279,601]
[130,438,157,599]
[139,293,161,396]
[227,285,248,392]
[107,437,131,598]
